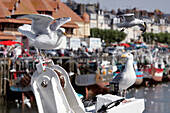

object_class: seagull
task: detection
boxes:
[111,53,136,97]
[7,14,71,50]
[116,13,147,33]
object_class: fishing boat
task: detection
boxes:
[143,64,164,82]
[133,61,143,85]
[75,58,113,99]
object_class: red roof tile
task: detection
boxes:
[0,0,12,17]
[0,0,83,28]
[48,0,84,22]
[30,0,54,11]
[2,0,17,10]
[14,0,38,14]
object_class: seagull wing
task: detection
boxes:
[50,17,71,31]
[8,14,54,35]
[18,24,36,41]
[123,13,135,22]
[112,72,124,83]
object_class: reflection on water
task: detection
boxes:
[0,82,170,113]
[127,82,170,113]
[0,100,38,113]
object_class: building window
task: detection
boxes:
[65,28,73,35]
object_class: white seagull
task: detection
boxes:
[116,13,146,33]
[112,53,136,97]
[7,14,71,49]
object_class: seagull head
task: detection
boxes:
[139,21,147,33]
[58,27,67,36]
[121,53,134,60]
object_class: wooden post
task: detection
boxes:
[0,59,2,96]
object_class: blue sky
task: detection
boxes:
[61,0,170,14]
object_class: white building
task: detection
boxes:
[89,10,170,43]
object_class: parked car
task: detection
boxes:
[104,47,116,55]
[56,49,72,57]
[0,51,3,57]
[29,47,58,57]
[44,50,59,57]
[29,46,37,55]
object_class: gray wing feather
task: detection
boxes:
[112,72,123,82]
[50,17,71,31]
[9,14,54,35]
[123,14,135,22]
[18,24,35,41]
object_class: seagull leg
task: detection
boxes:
[40,52,51,62]
[35,48,43,62]
[35,48,40,56]
[122,90,131,103]
[120,91,123,97]
[35,48,52,62]
[123,90,126,98]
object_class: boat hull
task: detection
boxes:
[135,73,143,85]
[152,68,163,82]
[143,65,163,82]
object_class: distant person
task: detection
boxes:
[61,49,64,57]
[3,46,7,58]
[85,47,88,52]
[95,48,98,54]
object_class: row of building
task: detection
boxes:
[64,0,170,42]
[0,0,170,50]
[0,0,91,50]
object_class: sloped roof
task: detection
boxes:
[14,0,38,14]
[0,0,12,17]
[2,0,17,10]
[0,0,83,28]
[48,0,84,22]
[30,0,54,11]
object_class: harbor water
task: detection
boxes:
[0,82,170,113]
[127,81,170,113]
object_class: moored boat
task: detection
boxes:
[143,64,164,82]
[135,70,143,85]
[152,68,164,82]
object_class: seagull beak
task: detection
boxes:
[121,55,126,57]
[142,22,147,33]
[143,23,146,28]
[63,32,67,36]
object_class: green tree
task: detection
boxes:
[90,28,126,45]
[142,32,170,44]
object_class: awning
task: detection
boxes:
[62,22,79,28]
[119,43,130,47]
[0,40,23,46]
